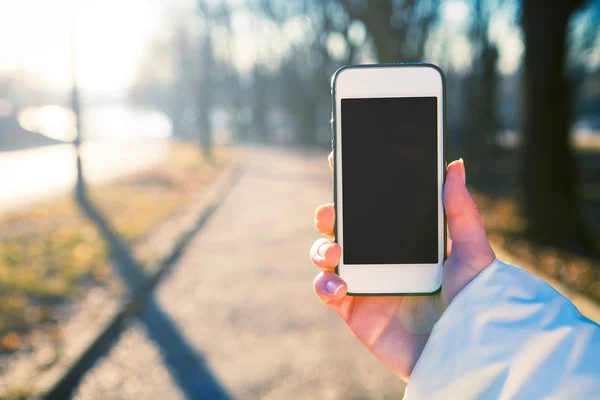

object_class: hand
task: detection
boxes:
[310,153,495,382]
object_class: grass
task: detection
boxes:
[472,190,600,302]
[0,388,31,400]
[90,144,230,253]
[574,135,600,153]
[0,142,230,352]
[0,200,112,351]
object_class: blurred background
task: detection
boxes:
[0,0,599,398]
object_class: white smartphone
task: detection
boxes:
[331,64,446,295]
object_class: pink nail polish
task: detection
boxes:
[326,280,343,295]
[317,242,331,258]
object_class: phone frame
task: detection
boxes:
[331,63,447,296]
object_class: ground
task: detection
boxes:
[73,146,600,400]
[74,147,406,400]
[0,142,230,397]
[465,144,600,302]
[5,145,599,399]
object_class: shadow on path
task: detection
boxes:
[143,298,231,400]
[44,174,232,400]
[76,188,145,289]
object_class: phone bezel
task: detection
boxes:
[332,63,446,295]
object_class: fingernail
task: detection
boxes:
[317,242,332,258]
[458,158,466,184]
[326,280,343,296]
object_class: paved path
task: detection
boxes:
[73,146,600,399]
[74,148,405,400]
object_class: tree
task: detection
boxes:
[463,0,499,181]
[196,34,214,159]
[338,0,440,63]
[251,66,270,142]
[129,22,203,142]
[521,0,592,248]
[128,11,223,159]
[257,0,361,145]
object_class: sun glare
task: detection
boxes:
[442,0,470,24]
[0,0,170,93]
[18,105,77,142]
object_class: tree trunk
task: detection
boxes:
[252,100,268,143]
[465,42,498,182]
[252,68,269,142]
[521,0,590,248]
[197,35,214,160]
[338,0,401,62]
[338,0,437,63]
[297,99,318,146]
[198,101,213,160]
[71,85,87,200]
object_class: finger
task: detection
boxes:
[315,203,335,237]
[444,159,494,264]
[328,151,333,170]
[314,271,349,306]
[446,225,453,257]
[310,238,342,270]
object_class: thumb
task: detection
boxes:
[444,159,495,266]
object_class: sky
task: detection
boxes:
[0,0,186,93]
[0,0,527,97]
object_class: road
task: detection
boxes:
[0,140,169,213]
[74,147,406,400]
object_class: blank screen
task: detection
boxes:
[341,97,438,264]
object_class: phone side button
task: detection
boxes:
[330,118,334,139]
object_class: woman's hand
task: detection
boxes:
[310,153,495,382]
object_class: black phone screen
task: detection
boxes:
[340,97,438,265]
